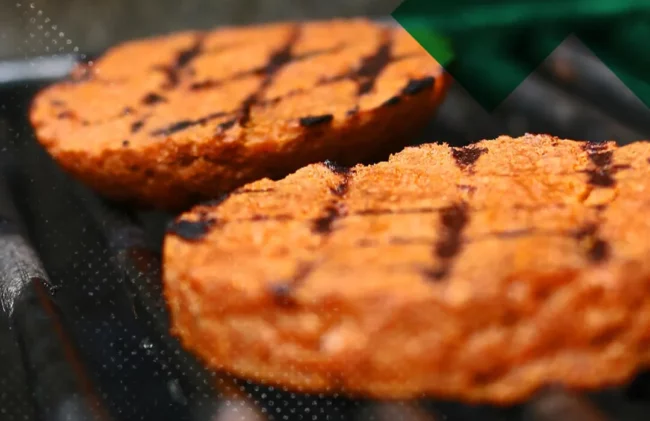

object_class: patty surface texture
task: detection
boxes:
[163,134,650,403]
[30,19,448,210]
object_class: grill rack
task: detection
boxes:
[1,36,650,421]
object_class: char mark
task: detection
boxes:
[586,168,615,187]
[174,38,203,69]
[160,34,205,89]
[186,43,342,94]
[237,25,302,127]
[425,202,469,281]
[142,92,167,105]
[451,145,487,172]
[322,160,351,176]
[436,203,469,259]
[189,80,222,91]
[402,77,435,96]
[299,114,334,127]
[268,262,315,307]
[574,223,610,263]
[346,106,360,116]
[581,141,629,188]
[150,111,228,136]
[167,218,216,241]
[312,164,351,234]
[378,76,434,109]
[130,120,145,133]
[355,29,393,96]
[313,203,344,234]
[216,118,237,133]
[382,96,401,107]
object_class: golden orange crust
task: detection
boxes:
[29,19,449,210]
[163,134,650,404]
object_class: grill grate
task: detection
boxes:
[1,36,650,421]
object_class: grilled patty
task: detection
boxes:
[29,19,449,210]
[163,134,650,404]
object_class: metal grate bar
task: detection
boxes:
[0,173,113,421]
[534,36,650,138]
[73,187,254,420]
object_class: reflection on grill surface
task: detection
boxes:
[1,35,650,421]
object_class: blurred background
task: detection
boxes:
[0,0,401,58]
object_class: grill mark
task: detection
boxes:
[313,204,344,234]
[150,111,228,136]
[161,34,205,89]
[189,80,222,91]
[186,44,344,93]
[582,142,630,187]
[167,218,216,241]
[130,120,145,133]
[354,29,393,96]
[402,77,436,96]
[314,43,424,98]
[268,262,315,307]
[451,145,487,172]
[436,203,469,258]
[142,92,167,105]
[579,142,617,263]
[299,114,334,127]
[122,140,130,147]
[425,202,469,281]
[306,28,395,108]
[272,162,352,299]
[376,76,436,108]
[312,162,351,234]
[249,44,349,78]
[66,31,428,133]
[237,25,302,127]
[574,223,610,263]
[322,159,351,176]
[586,150,615,187]
[346,106,360,116]
[216,118,237,133]
[382,96,401,107]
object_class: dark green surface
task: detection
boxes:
[393,0,650,111]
